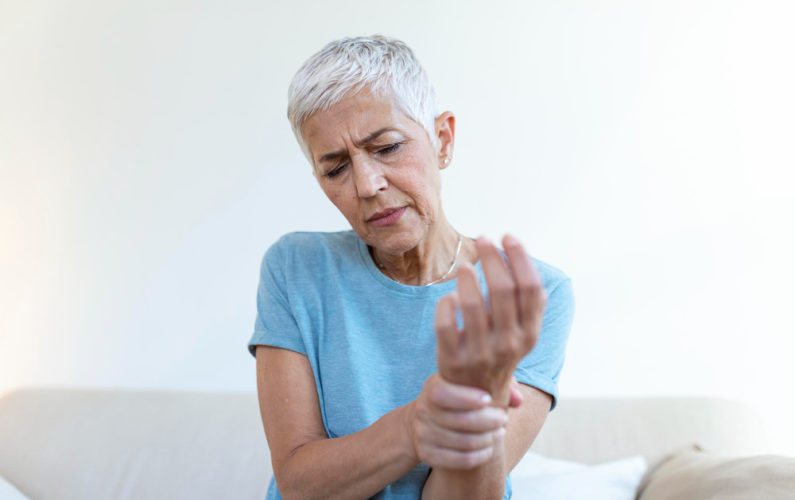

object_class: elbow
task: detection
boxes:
[271,465,301,500]
[272,440,330,500]
[273,476,302,500]
[272,462,320,500]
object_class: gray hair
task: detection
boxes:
[287,35,439,164]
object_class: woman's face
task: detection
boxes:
[302,88,454,256]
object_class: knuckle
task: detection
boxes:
[487,408,507,427]
[523,280,542,296]
[493,349,512,365]
[460,296,482,310]
[460,411,477,429]
[465,449,489,469]
[435,320,453,333]
[429,384,446,403]
[522,333,538,352]
[496,334,520,355]
[461,433,481,451]
[490,281,516,298]
[435,314,456,331]
[517,280,535,297]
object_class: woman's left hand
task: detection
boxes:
[435,235,547,407]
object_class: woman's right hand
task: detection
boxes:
[405,373,509,470]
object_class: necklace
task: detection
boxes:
[375,232,464,286]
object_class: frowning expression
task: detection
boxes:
[302,88,452,255]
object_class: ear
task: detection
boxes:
[434,111,455,168]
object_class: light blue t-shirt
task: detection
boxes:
[247,230,575,499]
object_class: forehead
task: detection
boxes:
[302,88,417,156]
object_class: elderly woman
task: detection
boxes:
[247,35,575,499]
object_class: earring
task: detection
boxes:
[441,156,452,169]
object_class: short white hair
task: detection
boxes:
[287,35,439,164]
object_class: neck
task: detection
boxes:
[369,218,472,286]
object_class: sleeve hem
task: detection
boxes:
[248,333,307,358]
[513,367,558,412]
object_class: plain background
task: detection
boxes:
[2,1,794,455]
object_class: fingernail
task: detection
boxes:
[504,234,520,248]
[479,393,492,405]
[496,428,507,438]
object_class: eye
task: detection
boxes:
[376,142,402,155]
[326,163,347,178]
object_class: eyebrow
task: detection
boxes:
[317,127,398,164]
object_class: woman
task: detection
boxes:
[247,35,575,499]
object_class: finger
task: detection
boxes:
[434,293,461,362]
[475,237,519,333]
[429,376,492,411]
[422,444,495,470]
[508,383,523,408]
[430,406,508,433]
[424,425,506,452]
[502,234,546,346]
[455,263,489,356]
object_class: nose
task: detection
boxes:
[352,156,387,199]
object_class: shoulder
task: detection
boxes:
[526,256,574,316]
[266,229,356,257]
[261,230,360,275]
[530,256,571,294]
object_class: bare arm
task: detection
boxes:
[421,384,551,499]
[256,345,508,500]
[256,345,416,500]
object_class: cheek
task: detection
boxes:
[406,176,441,214]
[323,184,361,220]
[402,152,441,192]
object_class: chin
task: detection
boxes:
[361,225,424,256]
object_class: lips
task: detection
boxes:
[367,206,404,222]
[367,206,407,227]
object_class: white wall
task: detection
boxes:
[2,0,794,454]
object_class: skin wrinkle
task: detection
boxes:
[259,83,551,500]
[302,87,476,287]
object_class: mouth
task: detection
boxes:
[367,206,407,227]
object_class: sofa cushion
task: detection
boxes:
[637,444,795,500]
[0,388,272,500]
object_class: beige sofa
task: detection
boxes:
[0,387,779,499]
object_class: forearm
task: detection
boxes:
[421,384,546,500]
[420,374,512,499]
[276,403,418,500]
[421,439,507,500]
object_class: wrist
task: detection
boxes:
[484,369,515,408]
[400,401,421,464]
[489,382,512,408]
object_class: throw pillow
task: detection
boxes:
[637,443,795,500]
[510,452,648,500]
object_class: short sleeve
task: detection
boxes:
[513,276,575,412]
[247,239,307,358]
